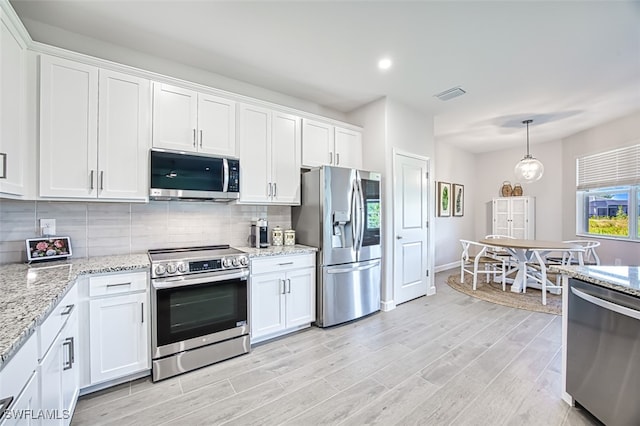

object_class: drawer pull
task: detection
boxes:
[106,282,132,288]
[278,262,294,266]
[61,304,74,316]
[62,337,74,370]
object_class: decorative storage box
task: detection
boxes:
[272,226,284,246]
[284,229,296,246]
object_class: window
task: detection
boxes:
[576,144,640,240]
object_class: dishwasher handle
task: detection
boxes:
[571,286,640,321]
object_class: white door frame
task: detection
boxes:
[390,149,435,308]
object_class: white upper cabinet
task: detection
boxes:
[0,15,26,196]
[334,127,363,169]
[302,118,362,169]
[492,196,535,239]
[40,55,99,199]
[98,70,151,200]
[238,104,301,205]
[39,55,151,200]
[152,83,236,157]
[301,119,334,168]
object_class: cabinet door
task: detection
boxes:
[89,292,148,384]
[285,267,315,328]
[152,83,197,152]
[198,94,236,157]
[0,18,25,196]
[302,119,334,168]
[98,70,151,200]
[3,371,39,426]
[250,272,286,340]
[492,198,511,236]
[40,333,64,426]
[335,127,362,169]
[510,197,529,239]
[61,308,79,422]
[271,111,301,205]
[238,104,271,203]
[40,55,98,198]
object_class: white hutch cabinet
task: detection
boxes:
[492,196,535,239]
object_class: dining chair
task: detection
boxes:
[460,239,507,291]
[545,240,601,266]
[484,234,517,268]
[524,249,560,305]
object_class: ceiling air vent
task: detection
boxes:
[434,86,466,101]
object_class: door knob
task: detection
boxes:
[396,235,403,239]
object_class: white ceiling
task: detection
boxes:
[9,0,640,153]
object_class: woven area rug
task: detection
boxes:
[446,274,562,315]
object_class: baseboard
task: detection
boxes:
[380,300,396,311]
[435,260,460,273]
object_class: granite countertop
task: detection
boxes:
[549,265,640,297]
[236,244,318,257]
[0,254,149,370]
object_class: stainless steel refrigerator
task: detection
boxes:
[292,166,381,327]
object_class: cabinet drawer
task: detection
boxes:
[39,284,77,359]
[89,271,147,297]
[251,254,315,275]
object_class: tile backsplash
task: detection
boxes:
[0,200,291,264]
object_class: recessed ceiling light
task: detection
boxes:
[378,58,392,70]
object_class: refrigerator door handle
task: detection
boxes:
[356,178,365,252]
[327,261,379,274]
[351,179,359,250]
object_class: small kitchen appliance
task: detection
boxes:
[148,245,250,382]
[251,219,269,248]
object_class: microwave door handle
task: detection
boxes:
[222,158,229,192]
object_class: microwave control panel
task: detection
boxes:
[228,159,240,192]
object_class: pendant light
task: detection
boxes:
[514,119,544,182]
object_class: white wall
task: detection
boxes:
[561,110,640,265]
[474,139,563,242]
[433,141,476,269]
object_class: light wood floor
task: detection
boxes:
[72,269,600,426]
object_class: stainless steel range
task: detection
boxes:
[148,245,250,382]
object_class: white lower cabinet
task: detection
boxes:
[2,371,39,426]
[250,254,315,343]
[86,271,149,385]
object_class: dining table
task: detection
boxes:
[478,238,582,293]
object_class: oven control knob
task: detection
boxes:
[154,264,166,276]
[232,258,240,267]
[222,258,232,268]
[166,264,177,274]
[239,256,248,266]
[178,263,188,273]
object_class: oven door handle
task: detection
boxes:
[152,270,248,289]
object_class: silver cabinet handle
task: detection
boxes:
[106,282,131,288]
[287,278,292,293]
[200,130,203,148]
[193,129,197,147]
[0,152,6,179]
[336,153,340,165]
[278,262,294,266]
[268,183,272,197]
[571,287,640,320]
[63,337,74,370]
[90,170,95,189]
[329,152,333,164]
[273,182,277,198]
[100,171,104,190]
[61,304,74,316]
[141,302,144,323]
[280,278,285,295]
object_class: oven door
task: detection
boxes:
[151,270,248,359]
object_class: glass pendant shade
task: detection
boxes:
[514,156,544,182]
[514,119,544,182]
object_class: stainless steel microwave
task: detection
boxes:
[149,149,240,201]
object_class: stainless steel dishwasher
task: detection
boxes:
[567,278,640,425]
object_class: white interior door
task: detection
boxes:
[393,152,429,304]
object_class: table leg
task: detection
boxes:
[509,248,528,293]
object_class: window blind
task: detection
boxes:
[577,144,640,190]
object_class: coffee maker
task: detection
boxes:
[251,219,269,248]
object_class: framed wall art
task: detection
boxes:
[453,183,464,217]
[437,181,451,217]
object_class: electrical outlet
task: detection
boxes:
[615,258,622,266]
[40,218,56,236]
